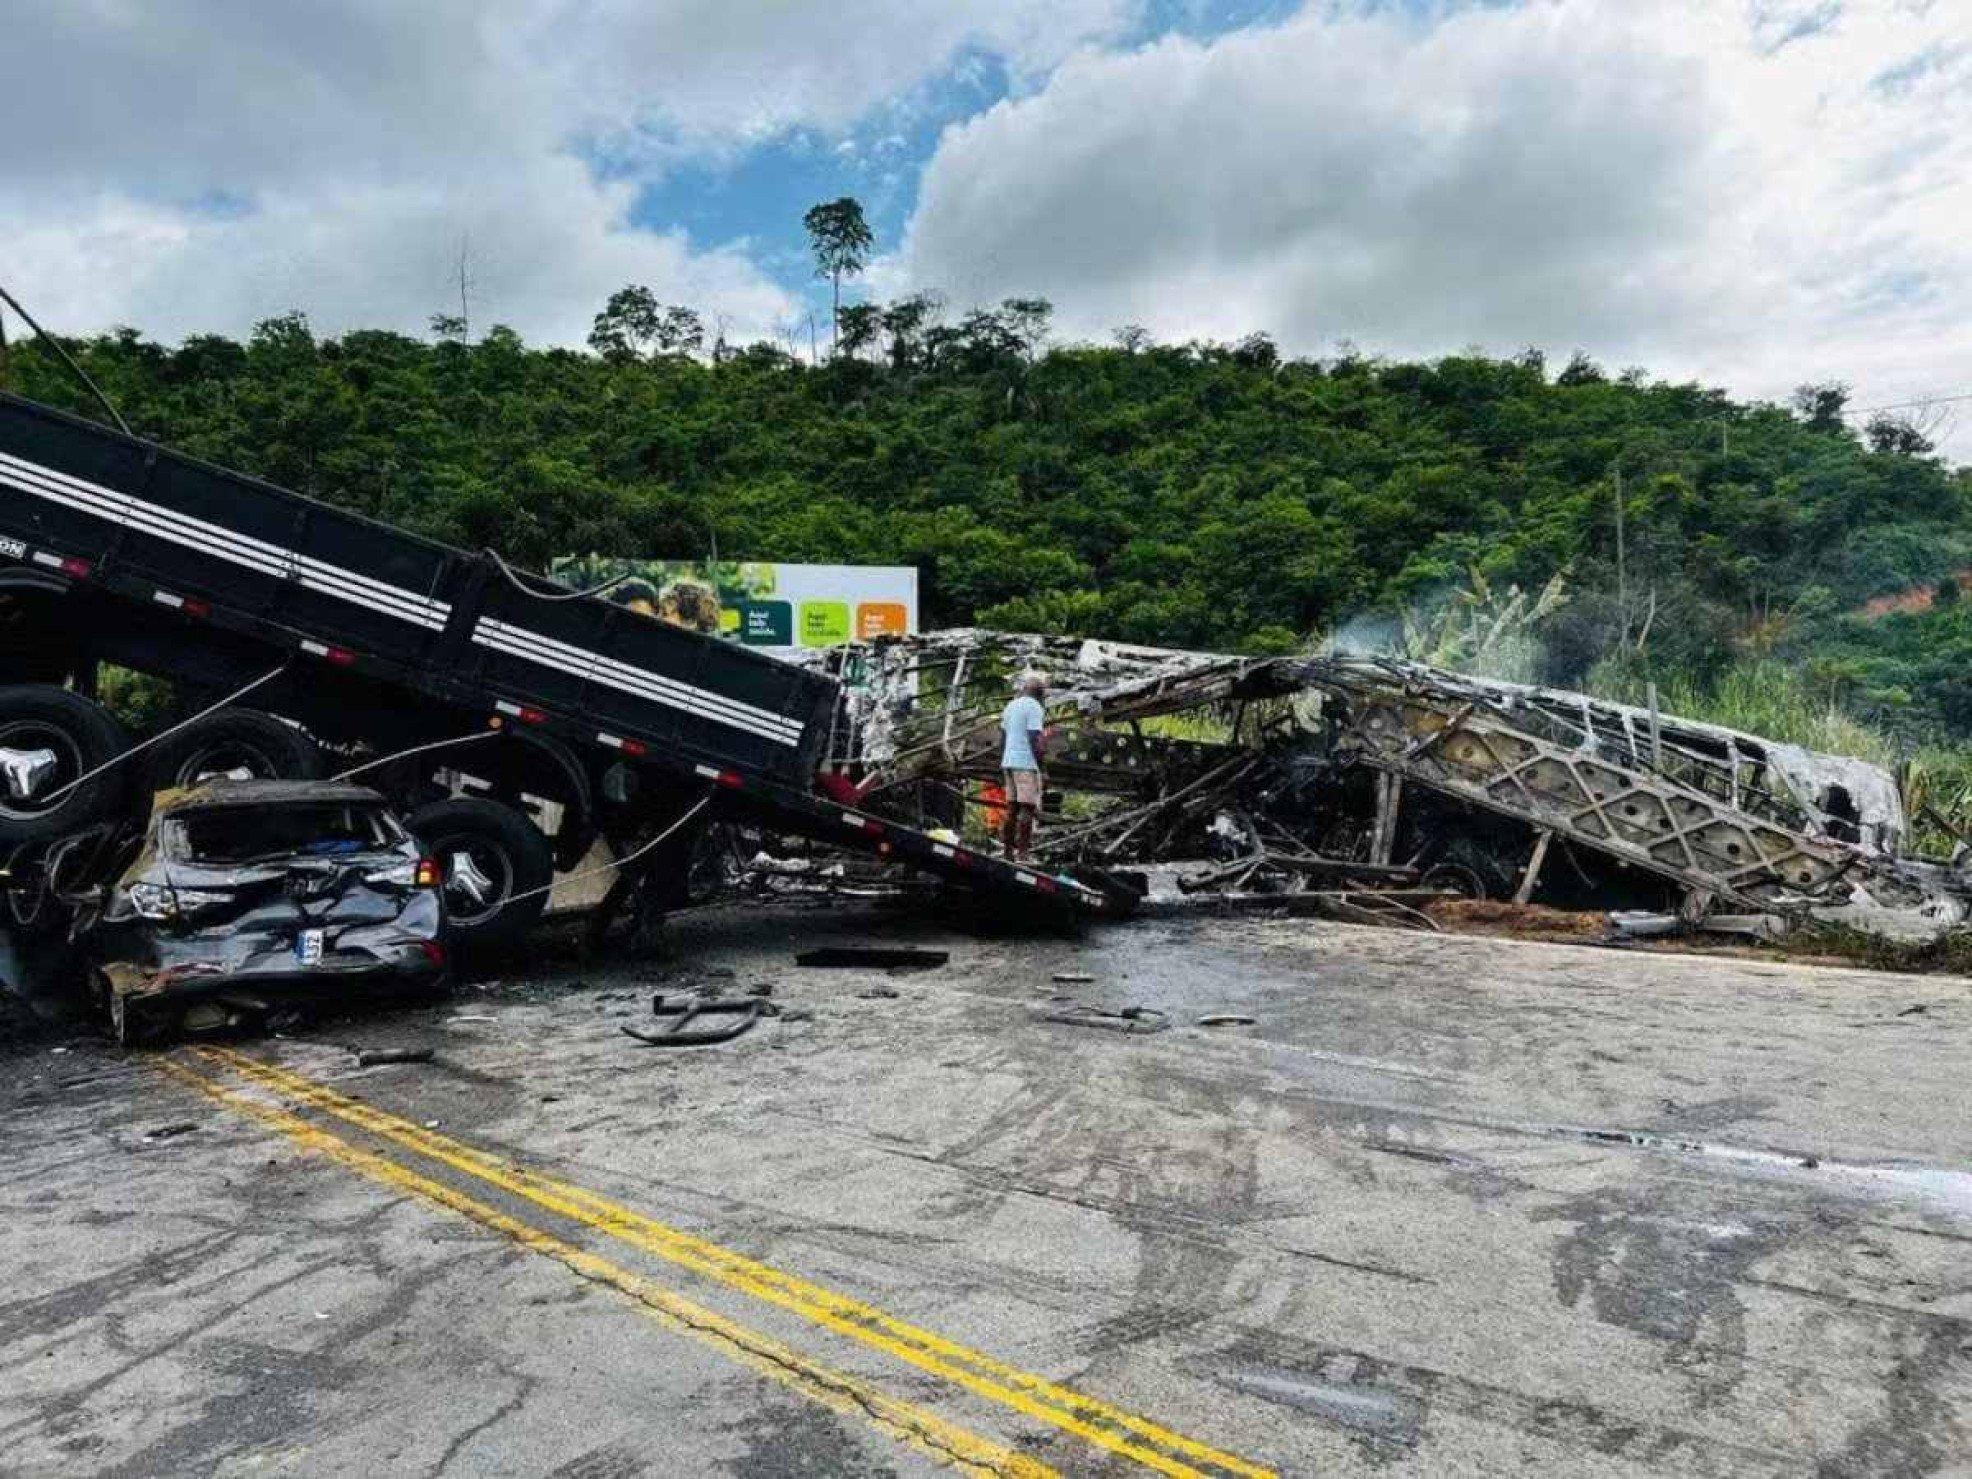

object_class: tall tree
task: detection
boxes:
[802,197,874,354]
[1792,381,1851,432]
[999,298,1053,365]
[589,285,661,361]
[653,306,704,358]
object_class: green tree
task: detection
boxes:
[1792,381,1851,432]
[837,302,882,360]
[588,285,661,361]
[802,196,874,354]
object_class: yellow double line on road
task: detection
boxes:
[156,1055,1036,1477]
[170,1046,1274,1479]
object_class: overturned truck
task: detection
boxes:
[823,632,1972,940]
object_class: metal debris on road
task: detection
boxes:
[355,1047,435,1067]
[621,996,762,1047]
[796,947,949,970]
[1038,1004,1169,1034]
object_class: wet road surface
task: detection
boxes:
[2,906,1968,1474]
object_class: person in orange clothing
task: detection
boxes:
[977,779,1007,838]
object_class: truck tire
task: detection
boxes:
[407,797,553,952]
[0,685,128,843]
[140,708,321,798]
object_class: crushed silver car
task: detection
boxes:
[74,780,448,1044]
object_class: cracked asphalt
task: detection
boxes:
[2,904,1969,1475]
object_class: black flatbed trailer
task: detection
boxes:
[0,391,1116,928]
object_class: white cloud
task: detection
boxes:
[897,0,1972,457]
[0,0,1131,345]
[0,172,790,351]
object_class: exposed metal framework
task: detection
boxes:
[824,631,1970,932]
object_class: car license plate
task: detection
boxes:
[296,929,325,967]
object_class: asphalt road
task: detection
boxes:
[2,905,1968,1475]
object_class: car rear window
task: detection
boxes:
[165,804,404,863]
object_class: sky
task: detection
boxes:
[3,0,1969,458]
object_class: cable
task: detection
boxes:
[1843,391,1972,417]
[481,547,634,603]
[496,791,713,906]
[332,729,500,782]
[0,281,133,436]
[40,661,291,804]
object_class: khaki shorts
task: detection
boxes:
[1003,768,1042,807]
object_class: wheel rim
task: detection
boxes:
[4,847,48,928]
[1423,861,1488,901]
[0,722,86,820]
[172,738,288,787]
[436,835,514,927]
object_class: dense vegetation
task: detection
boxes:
[5,303,1969,770]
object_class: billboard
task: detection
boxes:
[550,557,918,651]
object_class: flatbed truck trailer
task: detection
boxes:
[0,390,1116,952]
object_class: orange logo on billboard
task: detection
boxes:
[856,602,908,639]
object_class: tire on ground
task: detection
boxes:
[139,707,321,802]
[1420,835,1521,901]
[406,796,554,952]
[0,685,129,844]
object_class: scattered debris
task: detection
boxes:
[1225,1368,1424,1449]
[1432,898,1610,940]
[356,1047,434,1067]
[857,985,902,999]
[1196,1014,1256,1027]
[141,1122,198,1142]
[1038,1004,1169,1034]
[796,947,949,970]
[622,996,762,1047]
[1610,909,1785,942]
[1051,971,1096,984]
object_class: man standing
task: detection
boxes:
[999,674,1047,861]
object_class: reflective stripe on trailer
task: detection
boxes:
[0,449,451,630]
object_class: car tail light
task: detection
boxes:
[419,940,446,966]
[414,856,441,888]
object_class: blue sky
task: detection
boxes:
[623,0,1309,311]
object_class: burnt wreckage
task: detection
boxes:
[819,631,1972,938]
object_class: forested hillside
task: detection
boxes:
[6,306,1969,745]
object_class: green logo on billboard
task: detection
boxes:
[740,600,792,645]
[798,601,851,645]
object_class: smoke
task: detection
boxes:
[1320,569,1572,685]
[1325,612,1404,658]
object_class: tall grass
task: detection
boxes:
[1586,655,1972,856]
[1587,657,1897,765]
